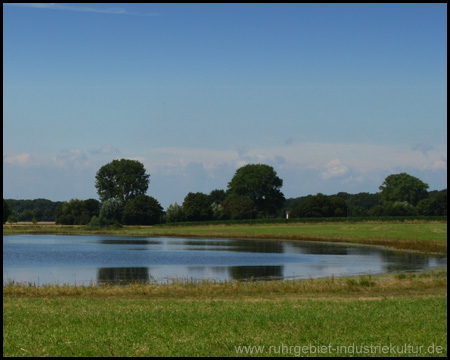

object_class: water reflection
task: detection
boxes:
[229,266,284,281]
[97,267,150,285]
[382,253,430,273]
[3,235,447,286]
[98,239,162,246]
[288,241,349,255]
[164,239,285,253]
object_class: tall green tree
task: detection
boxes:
[227,164,285,217]
[379,173,429,206]
[95,159,150,204]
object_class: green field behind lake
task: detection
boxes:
[3,221,447,357]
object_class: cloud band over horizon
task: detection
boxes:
[3,141,447,207]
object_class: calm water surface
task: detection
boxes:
[3,235,447,285]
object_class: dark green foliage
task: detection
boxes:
[227,164,285,217]
[55,199,100,225]
[329,196,348,217]
[3,199,12,224]
[18,209,35,221]
[32,208,43,221]
[382,201,418,216]
[368,205,385,217]
[366,202,418,217]
[286,192,381,217]
[122,195,164,225]
[416,190,447,216]
[5,198,61,221]
[335,192,381,216]
[182,192,213,222]
[223,195,258,220]
[209,189,227,204]
[7,215,18,223]
[95,159,150,204]
[284,196,309,211]
[290,193,348,218]
[379,173,429,206]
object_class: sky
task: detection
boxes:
[3,3,447,209]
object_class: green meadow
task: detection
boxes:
[3,273,447,357]
[3,221,447,357]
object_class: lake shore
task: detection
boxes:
[3,220,447,254]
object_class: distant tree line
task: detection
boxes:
[285,189,447,218]
[3,198,62,223]
[3,160,447,226]
[285,173,446,218]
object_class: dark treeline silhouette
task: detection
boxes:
[3,198,62,223]
[3,188,447,225]
[3,167,447,225]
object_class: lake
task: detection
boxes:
[3,235,447,285]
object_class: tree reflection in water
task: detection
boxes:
[97,267,151,285]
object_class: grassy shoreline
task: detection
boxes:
[3,269,447,299]
[3,220,447,254]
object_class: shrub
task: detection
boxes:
[122,195,164,225]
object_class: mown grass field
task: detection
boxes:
[3,221,447,357]
[3,272,448,357]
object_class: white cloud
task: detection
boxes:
[412,143,435,156]
[3,153,32,166]
[432,159,447,170]
[140,147,239,172]
[320,159,349,180]
[131,142,448,183]
[52,149,89,169]
[4,143,447,176]
[242,142,448,174]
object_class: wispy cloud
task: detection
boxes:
[89,145,120,156]
[3,143,447,206]
[52,149,89,169]
[320,159,349,180]
[3,153,32,166]
[4,3,160,16]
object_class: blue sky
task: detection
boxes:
[3,3,447,208]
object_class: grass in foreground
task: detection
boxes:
[3,272,447,357]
